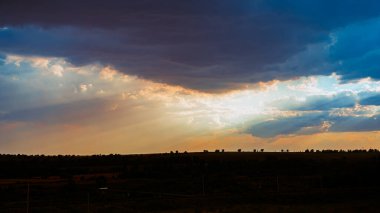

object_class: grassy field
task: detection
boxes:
[0,152,380,212]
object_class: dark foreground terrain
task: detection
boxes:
[1,151,380,212]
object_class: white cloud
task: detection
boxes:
[298,121,333,135]
[99,67,117,81]
[50,64,64,77]
[329,104,380,118]
[79,83,93,93]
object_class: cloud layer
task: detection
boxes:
[1,1,380,90]
[2,1,380,153]
[2,55,380,151]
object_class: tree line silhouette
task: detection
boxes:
[1,151,380,212]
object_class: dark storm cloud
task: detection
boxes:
[247,112,380,138]
[0,98,110,125]
[247,89,380,137]
[329,116,380,132]
[271,92,357,111]
[1,0,380,90]
[247,112,327,138]
[358,92,380,106]
[0,53,5,64]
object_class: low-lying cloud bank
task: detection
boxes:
[2,55,380,152]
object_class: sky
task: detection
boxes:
[1,0,380,154]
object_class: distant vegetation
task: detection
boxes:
[304,149,379,153]
[1,151,380,212]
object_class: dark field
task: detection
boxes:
[1,152,380,212]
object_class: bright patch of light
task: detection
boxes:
[3,54,380,133]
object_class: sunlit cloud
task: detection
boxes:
[2,54,380,153]
[329,104,380,117]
